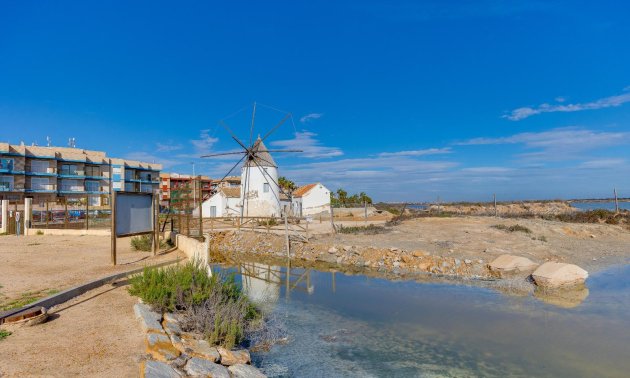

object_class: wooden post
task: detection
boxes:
[329,203,336,233]
[85,195,89,230]
[186,196,191,237]
[64,199,68,229]
[494,193,497,217]
[614,188,619,213]
[45,201,49,229]
[198,176,203,237]
[110,192,117,266]
[284,211,290,258]
[152,194,158,255]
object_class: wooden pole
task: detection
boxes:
[329,203,336,233]
[614,188,619,213]
[45,201,49,229]
[494,193,497,217]
[111,192,117,266]
[284,211,290,258]
[85,195,89,230]
[198,176,203,237]
[152,194,158,255]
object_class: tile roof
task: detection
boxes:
[221,187,241,198]
[293,183,317,198]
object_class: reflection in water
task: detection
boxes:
[218,261,630,378]
[533,286,590,308]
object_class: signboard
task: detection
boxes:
[114,192,154,237]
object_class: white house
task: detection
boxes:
[200,187,241,217]
[292,183,331,216]
[201,137,282,218]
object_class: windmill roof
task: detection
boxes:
[293,183,318,198]
[244,137,277,168]
[220,187,241,198]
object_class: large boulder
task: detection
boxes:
[146,332,181,361]
[229,364,267,378]
[141,360,181,378]
[217,347,251,366]
[184,357,230,378]
[532,262,588,288]
[489,255,538,274]
[134,303,163,333]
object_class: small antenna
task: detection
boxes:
[46,136,52,147]
[68,138,76,148]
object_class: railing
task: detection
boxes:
[0,158,15,171]
[60,185,85,192]
[28,184,56,191]
[59,170,85,176]
[0,183,13,192]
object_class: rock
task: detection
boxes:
[489,255,538,274]
[343,245,352,252]
[589,234,596,239]
[141,360,181,378]
[532,262,588,289]
[464,259,472,265]
[185,339,220,362]
[162,319,183,336]
[393,261,400,268]
[228,364,267,378]
[134,303,163,333]
[401,255,413,264]
[316,253,338,264]
[328,247,338,254]
[147,332,181,361]
[217,347,251,366]
[184,357,230,378]
[390,247,399,252]
[412,250,427,257]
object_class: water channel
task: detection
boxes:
[213,262,630,377]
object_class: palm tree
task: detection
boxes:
[278,176,297,193]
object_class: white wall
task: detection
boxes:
[201,192,226,217]
[241,165,281,217]
[300,184,331,216]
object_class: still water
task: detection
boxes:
[215,263,630,377]
[571,201,630,211]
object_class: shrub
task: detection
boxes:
[337,224,388,234]
[0,329,11,341]
[36,230,44,235]
[130,234,169,251]
[128,261,262,349]
[492,224,532,234]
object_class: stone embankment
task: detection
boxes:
[209,231,491,280]
[134,303,266,378]
[428,201,575,216]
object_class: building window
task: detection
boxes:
[0,176,14,191]
[263,183,270,193]
[31,177,50,191]
[61,179,82,192]
[0,158,14,171]
[85,180,100,192]
[30,160,49,173]
[60,164,79,175]
[85,165,101,177]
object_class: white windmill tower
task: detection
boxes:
[201,102,301,222]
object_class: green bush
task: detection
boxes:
[0,329,11,341]
[128,261,261,349]
[492,224,532,234]
[337,224,388,234]
[130,234,169,251]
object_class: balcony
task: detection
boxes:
[26,167,57,176]
[26,184,57,193]
[0,158,16,173]
[0,183,14,192]
[58,170,86,179]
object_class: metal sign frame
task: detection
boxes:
[110,191,159,265]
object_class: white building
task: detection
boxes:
[199,187,240,217]
[200,137,282,218]
[240,137,281,217]
[292,182,331,216]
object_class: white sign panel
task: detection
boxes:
[115,192,153,236]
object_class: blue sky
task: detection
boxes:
[2,1,630,202]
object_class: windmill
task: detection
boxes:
[201,102,302,224]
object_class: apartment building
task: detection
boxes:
[0,142,162,206]
[159,173,213,208]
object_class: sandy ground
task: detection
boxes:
[0,235,183,309]
[0,281,143,377]
[318,216,630,273]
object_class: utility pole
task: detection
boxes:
[191,162,196,213]
[614,188,619,213]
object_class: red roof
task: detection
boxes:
[293,183,317,198]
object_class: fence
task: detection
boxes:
[30,195,111,230]
[160,177,204,239]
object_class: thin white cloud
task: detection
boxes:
[190,129,219,155]
[457,127,630,161]
[578,159,626,169]
[156,142,183,152]
[299,113,323,123]
[504,89,630,121]
[271,131,342,158]
[378,147,452,157]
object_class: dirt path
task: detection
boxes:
[0,281,143,377]
[0,235,183,308]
